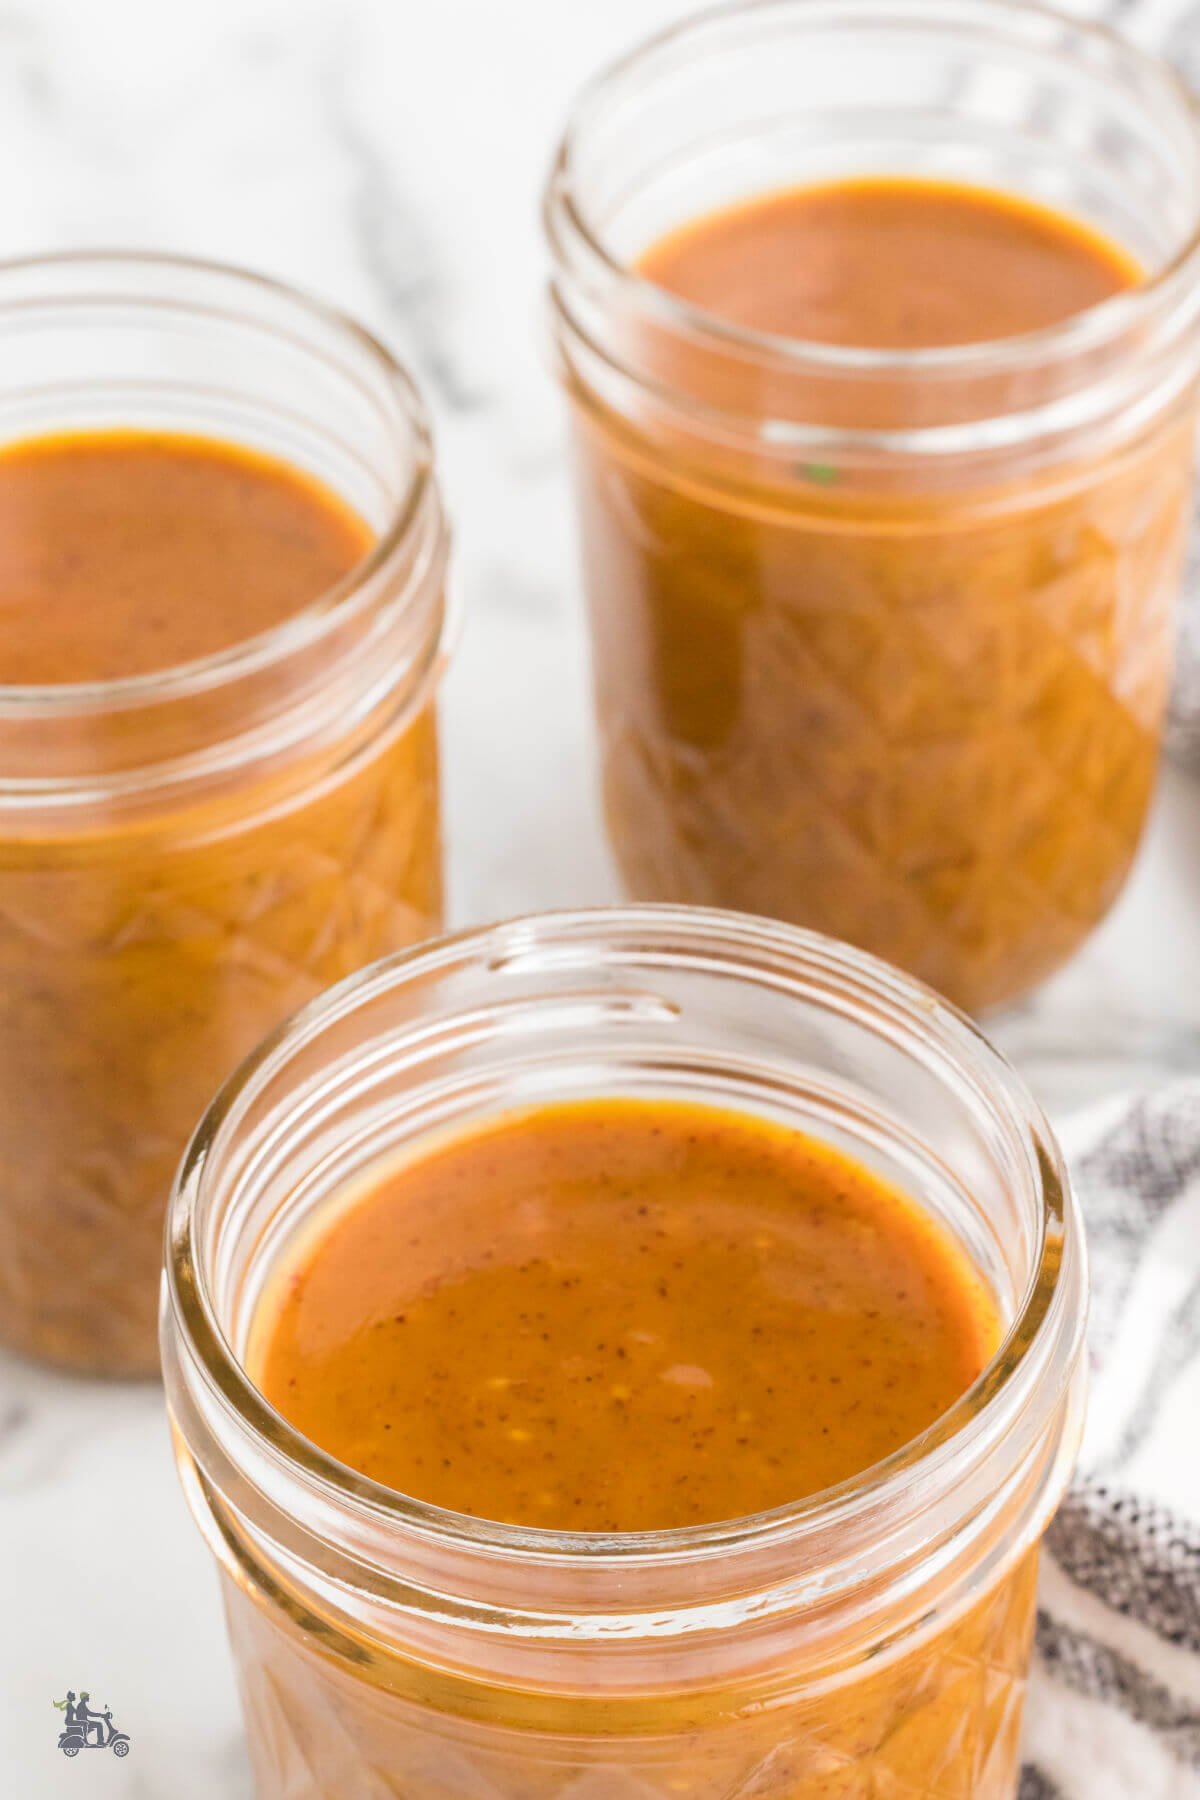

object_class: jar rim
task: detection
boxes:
[0,248,437,719]
[544,0,1200,386]
[164,904,1085,1569]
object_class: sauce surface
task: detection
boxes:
[0,429,371,684]
[252,1099,999,1532]
[638,176,1138,347]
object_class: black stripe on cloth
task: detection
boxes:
[1019,1769,1065,1800]
[1074,1087,1200,1355]
[1036,1610,1200,1767]
[1048,1484,1200,1654]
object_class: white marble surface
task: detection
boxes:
[2,0,1200,1793]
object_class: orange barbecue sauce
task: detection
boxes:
[0,430,443,1376]
[0,430,370,683]
[572,179,1192,1013]
[638,177,1138,348]
[251,1098,999,1532]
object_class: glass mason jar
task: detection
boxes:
[0,253,449,1377]
[163,906,1086,1800]
[544,0,1200,1014]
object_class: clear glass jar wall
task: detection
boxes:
[163,908,1086,1800]
[0,254,449,1375]
[545,0,1200,1012]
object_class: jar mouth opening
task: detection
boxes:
[165,905,1084,1567]
[544,0,1200,381]
[0,249,436,721]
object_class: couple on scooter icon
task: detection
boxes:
[53,1690,131,1757]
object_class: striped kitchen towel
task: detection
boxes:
[1021,1084,1200,1797]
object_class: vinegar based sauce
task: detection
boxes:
[571,177,1186,1012]
[0,428,443,1375]
[638,177,1137,348]
[0,430,371,684]
[251,1097,1000,1532]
